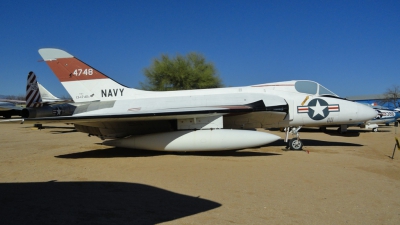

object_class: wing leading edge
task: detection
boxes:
[22,100,288,124]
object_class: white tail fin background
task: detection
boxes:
[38,83,60,102]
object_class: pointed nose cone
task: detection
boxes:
[357,104,377,122]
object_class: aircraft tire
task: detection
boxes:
[289,138,303,150]
[372,128,378,132]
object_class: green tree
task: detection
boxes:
[140,52,223,91]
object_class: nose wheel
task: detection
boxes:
[284,126,304,150]
[287,138,303,150]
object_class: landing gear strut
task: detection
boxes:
[337,124,348,134]
[284,126,303,150]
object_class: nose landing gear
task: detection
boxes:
[284,126,303,150]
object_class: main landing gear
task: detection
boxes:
[284,126,304,150]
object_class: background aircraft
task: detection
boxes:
[20,71,72,119]
[37,83,61,103]
[394,108,400,115]
[18,48,377,151]
[362,106,400,132]
[1,73,62,118]
[0,101,23,118]
[319,105,400,133]
[0,72,66,119]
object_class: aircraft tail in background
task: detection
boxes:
[26,71,67,108]
[26,71,42,107]
[38,82,60,102]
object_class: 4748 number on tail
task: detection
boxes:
[73,68,93,76]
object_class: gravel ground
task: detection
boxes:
[1,122,399,224]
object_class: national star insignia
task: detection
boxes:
[309,99,327,118]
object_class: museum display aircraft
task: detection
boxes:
[17,48,377,151]
[319,104,400,133]
[0,101,23,118]
[0,74,62,118]
[362,106,400,132]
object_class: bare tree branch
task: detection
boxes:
[381,85,400,108]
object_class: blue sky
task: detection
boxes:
[0,0,399,98]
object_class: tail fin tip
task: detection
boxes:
[38,48,73,61]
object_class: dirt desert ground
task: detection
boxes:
[0,122,400,224]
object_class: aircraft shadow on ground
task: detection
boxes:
[0,181,221,225]
[267,139,363,147]
[22,125,77,134]
[323,129,394,135]
[297,127,394,135]
[56,147,282,159]
[287,128,362,137]
[22,125,75,130]
[50,129,78,134]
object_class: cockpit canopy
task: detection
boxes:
[294,81,338,97]
[252,80,340,97]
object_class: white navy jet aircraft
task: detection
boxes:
[19,48,377,151]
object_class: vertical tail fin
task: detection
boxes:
[38,48,134,102]
[26,71,42,107]
[38,82,60,102]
